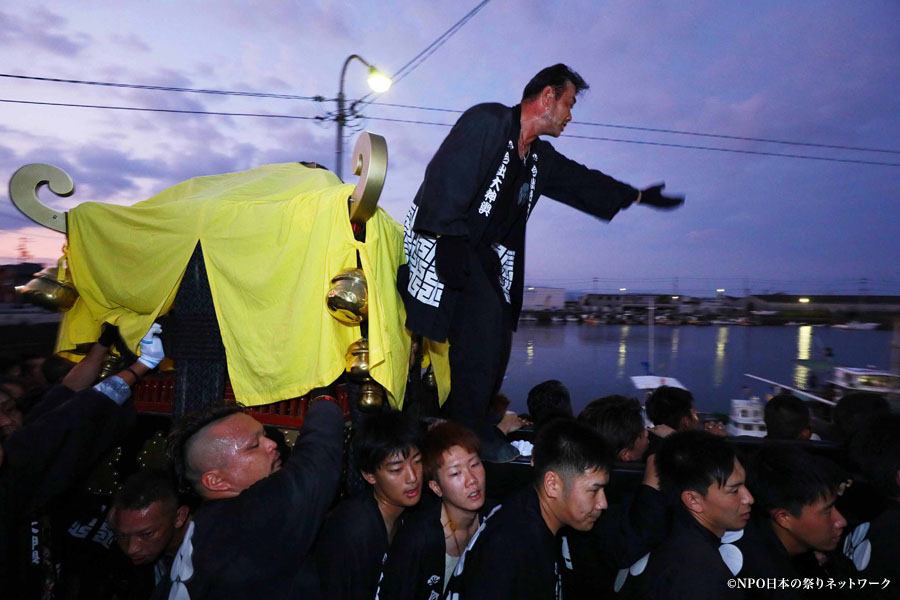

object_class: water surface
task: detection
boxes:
[501,324,894,415]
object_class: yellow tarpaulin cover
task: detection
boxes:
[57,162,411,408]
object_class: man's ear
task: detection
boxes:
[174,505,190,529]
[771,507,794,530]
[428,480,442,498]
[681,490,705,515]
[361,470,377,486]
[541,85,554,106]
[618,447,633,462]
[798,428,812,441]
[200,470,229,493]
[543,470,564,500]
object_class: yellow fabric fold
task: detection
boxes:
[59,162,410,408]
[423,338,451,406]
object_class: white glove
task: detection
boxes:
[137,323,165,369]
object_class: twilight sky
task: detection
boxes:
[1,1,898,296]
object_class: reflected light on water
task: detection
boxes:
[526,339,534,366]
[617,325,630,378]
[713,326,729,387]
[671,328,680,357]
[793,325,812,388]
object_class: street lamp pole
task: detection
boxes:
[335,54,391,180]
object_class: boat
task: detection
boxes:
[831,321,879,330]
[827,366,900,402]
[725,397,767,437]
[744,363,900,432]
[629,376,688,395]
[565,315,579,323]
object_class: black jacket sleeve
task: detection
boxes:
[2,387,133,516]
[539,141,639,221]
[596,484,668,567]
[222,401,344,557]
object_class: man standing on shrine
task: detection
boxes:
[398,64,684,460]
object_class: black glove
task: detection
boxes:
[435,235,471,289]
[639,183,684,209]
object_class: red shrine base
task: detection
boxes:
[132,371,351,428]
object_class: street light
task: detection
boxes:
[716,288,726,293]
[336,54,392,180]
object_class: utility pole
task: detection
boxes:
[17,237,32,262]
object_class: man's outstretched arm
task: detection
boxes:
[541,146,684,221]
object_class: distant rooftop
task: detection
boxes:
[750,294,900,304]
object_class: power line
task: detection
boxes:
[568,120,900,155]
[6,71,898,156]
[4,98,899,168]
[561,133,900,167]
[366,102,900,155]
[354,0,492,105]
[0,98,319,121]
[0,73,324,102]
[388,0,492,88]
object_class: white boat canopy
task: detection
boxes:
[630,376,687,391]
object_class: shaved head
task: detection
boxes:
[168,405,282,500]
[184,416,236,489]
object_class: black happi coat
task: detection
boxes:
[738,515,858,600]
[560,483,668,599]
[622,509,745,600]
[376,498,446,600]
[843,501,900,600]
[156,402,344,600]
[443,486,562,600]
[316,489,396,600]
[733,516,804,600]
[377,496,494,600]
[399,102,638,342]
[0,384,135,599]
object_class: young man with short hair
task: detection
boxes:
[444,418,612,599]
[315,410,424,600]
[561,396,667,598]
[578,394,649,463]
[628,430,753,599]
[108,469,191,573]
[526,380,574,430]
[763,393,812,441]
[737,444,850,598]
[71,468,191,598]
[645,385,698,432]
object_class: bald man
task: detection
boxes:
[160,396,344,599]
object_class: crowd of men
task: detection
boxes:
[1,63,897,599]
[1,329,898,600]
